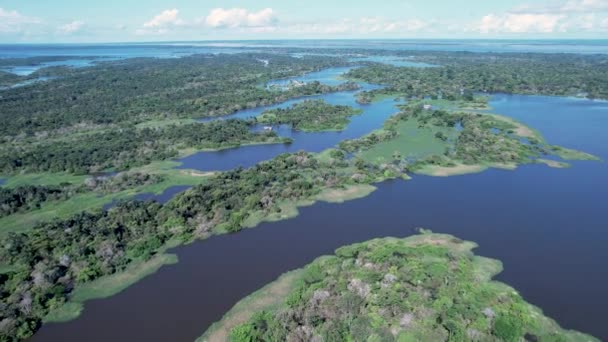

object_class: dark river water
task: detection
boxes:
[31,68,608,340]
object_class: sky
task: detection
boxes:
[1,0,608,43]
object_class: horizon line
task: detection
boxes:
[2,37,608,45]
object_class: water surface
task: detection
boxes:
[33,93,608,342]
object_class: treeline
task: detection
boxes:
[0,185,71,218]
[0,119,283,174]
[0,54,348,137]
[0,151,388,340]
[255,99,362,132]
[346,52,608,100]
[84,172,165,194]
[0,172,165,218]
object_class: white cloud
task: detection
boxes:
[144,9,183,28]
[0,8,40,33]
[137,9,183,35]
[205,8,277,28]
[58,20,85,34]
[478,13,565,33]
[476,0,608,34]
[511,0,608,14]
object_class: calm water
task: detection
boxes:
[177,66,398,171]
[33,93,608,341]
[2,39,607,76]
[9,41,607,341]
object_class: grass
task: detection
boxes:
[358,119,454,164]
[551,146,602,161]
[421,97,491,111]
[134,118,197,129]
[486,114,544,141]
[0,172,88,188]
[369,92,403,103]
[44,252,178,323]
[197,269,304,342]
[239,198,316,230]
[0,161,212,236]
[413,163,488,177]
[315,184,377,203]
[537,159,571,168]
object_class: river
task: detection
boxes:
[31,54,608,341]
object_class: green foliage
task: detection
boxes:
[0,120,282,174]
[0,150,390,341]
[346,52,608,100]
[0,54,347,137]
[256,99,362,132]
[493,315,524,341]
[228,234,598,342]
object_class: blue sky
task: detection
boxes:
[1,0,608,42]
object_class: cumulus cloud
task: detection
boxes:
[0,8,40,33]
[205,8,277,28]
[58,20,85,34]
[475,0,608,34]
[478,13,565,33]
[144,9,183,28]
[137,9,183,35]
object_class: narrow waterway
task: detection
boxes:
[176,65,397,172]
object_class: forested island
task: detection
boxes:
[340,100,599,176]
[255,100,363,132]
[201,232,597,342]
[347,52,608,101]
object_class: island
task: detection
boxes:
[340,100,599,177]
[200,231,597,341]
[255,99,363,132]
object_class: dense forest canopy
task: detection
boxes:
[0,53,348,137]
[347,52,608,100]
[255,99,363,132]
[0,119,286,174]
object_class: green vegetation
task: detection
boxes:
[356,91,405,104]
[0,94,598,341]
[0,50,604,341]
[357,119,455,164]
[0,119,288,174]
[0,167,210,236]
[199,270,304,342]
[212,232,597,342]
[255,99,363,132]
[346,52,608,100]
[0,54,348,137]
[0,150,397,341]
[340,101,599,177]
[44,252,178,323]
